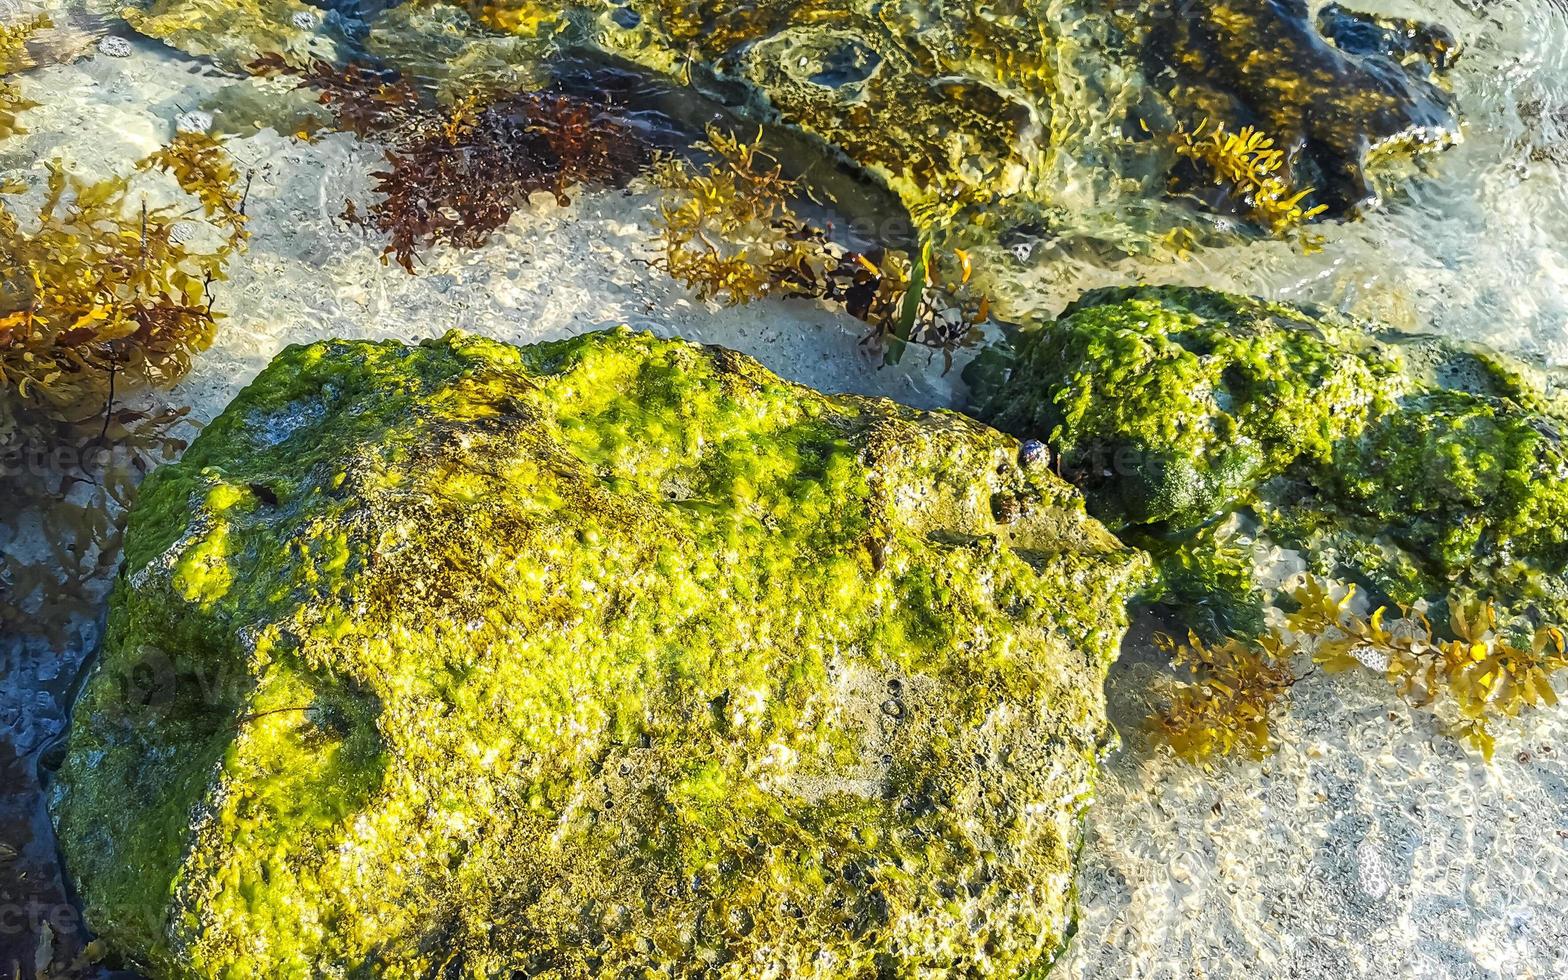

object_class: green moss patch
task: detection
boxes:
[969,285,1568,633]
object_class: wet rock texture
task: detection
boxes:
[1146,0,1462,215]
[51,329,1148,977]
[968,285,1568,630]
[588,0,1065,217]
[120,0,1467,230]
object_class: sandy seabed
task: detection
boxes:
[5,1,1568,977]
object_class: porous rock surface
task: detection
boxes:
[52,328,1148,977]
[968,285,1568,632]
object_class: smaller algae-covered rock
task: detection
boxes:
[1145,0,1461,215]
[967,286,1403,530]
[968,285,1568,629]
[52,328,1148,977]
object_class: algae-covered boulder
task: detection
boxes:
[52,328,1149,977]
[967,286,1405,530]
[968,285,1568,628]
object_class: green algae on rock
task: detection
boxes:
[52,328,1149,977]
[967,285,1568,632]
[967,286,1404,530]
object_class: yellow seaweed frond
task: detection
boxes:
[1282,578,1568,761]
[652,127,989,357]
[1172,119,1329,236]
[0,14,47,76]
[1152,573,1568,763]
[0,134,249,421]
[1148,630,1297,762]
[0,14,48,140]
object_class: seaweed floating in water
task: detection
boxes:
[1167,119,1328,236]
[362,90,650,272]
[1,134,247,644]
[1148,629,1298,762]
[1285,578,1568,762]
[0,133,248,419]
[249,52,424,138]
[654,128,989,363]
[1150,575,1568,763]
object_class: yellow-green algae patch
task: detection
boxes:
[52,328,1149,978]
[968,285,1568,634]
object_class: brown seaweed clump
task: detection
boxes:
[252,54,652,271]
[248,53,425,138]
[362,90,650,271]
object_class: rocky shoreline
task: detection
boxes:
[5,0,1568,977]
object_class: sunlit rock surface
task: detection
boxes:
[50,328,1148,977]
[579,0,1073,222]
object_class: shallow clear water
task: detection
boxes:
[993,0,1568,354]
[4,0,1568,976]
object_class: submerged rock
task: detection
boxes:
[123,0,334,70]
[968,286,1568,630]
[583,0,1072,220]
[122,0,1463,240]
[1145,0,1461,216]
[121,0,1079,225]
[52,329,1148,977]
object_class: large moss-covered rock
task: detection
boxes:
[968,285,1568,630]
[52,328,1149,977]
